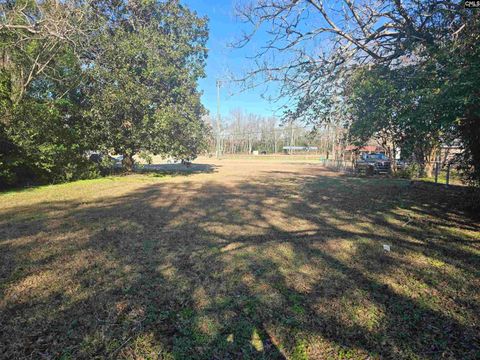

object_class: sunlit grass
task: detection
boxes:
[1,160,478,359]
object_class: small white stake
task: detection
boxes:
[383,244,391,252]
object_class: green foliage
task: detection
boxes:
[346,22,480,182]
[1,97,98,188]
[138,151,153,165]
[274,1,480,185]
[394,163,421,180]
[438,16,480,186]
[0,32,99,188]
[87,0,209,170]
[346,65,407,172]
[347,65,401,145]
[0,0,209,188]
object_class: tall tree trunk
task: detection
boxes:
[384,149,395,174]
[122,153,134,172]
[460,102,480,184]
[390,153,397,174]
[424,162,434,178]
[424,146,437,178]
[380,137,397,174]
[274,129,277,153]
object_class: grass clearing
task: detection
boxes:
[1,158,479,359]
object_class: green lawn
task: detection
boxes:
[1,160,479,359]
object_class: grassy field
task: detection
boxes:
[1,158,479,359]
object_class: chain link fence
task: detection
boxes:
[320,159,355,172]
[416,161,461,187]
[319,158,464,187]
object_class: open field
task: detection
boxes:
[1,158,479,359]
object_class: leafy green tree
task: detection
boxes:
[0,47,96,187]
[347,62,456,177]
[346,66,404,172]
[0,0,96,187]
[1,0,210,187]
[0,0,90,107]
[87,0,209,171]
[437,14,480,185]
[236,0,480,183]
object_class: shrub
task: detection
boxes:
[395,163,421,179]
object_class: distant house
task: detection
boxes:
[439,143,462,165]
[282,146,318,153]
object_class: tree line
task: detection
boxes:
[0,0,209,188]
[236,0,479,184]
[206,109,341,156]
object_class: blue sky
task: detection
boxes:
[183,0,282,119]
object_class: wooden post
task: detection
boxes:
[434,162,439,184]
[446,163,450,188]
[290,121,294,155]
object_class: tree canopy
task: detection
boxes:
[236,0,480,183]
[0,0,209,187]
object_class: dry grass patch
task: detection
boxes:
[1,159,479,359]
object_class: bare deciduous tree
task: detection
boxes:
[233,0,467,120]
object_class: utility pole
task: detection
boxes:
[216,80,222,158]
[331,124,336,160]
[274,127,277,154]
[290,120,294,154]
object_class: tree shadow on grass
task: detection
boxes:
[0,168,479,359]
[136,163,219,177]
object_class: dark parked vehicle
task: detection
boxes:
[355,153,391,175]
[89,153,103,164]
[88,152,123,166]
[181,159,192,167]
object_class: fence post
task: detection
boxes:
[434,162,439,184]
[446,163,450,188]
